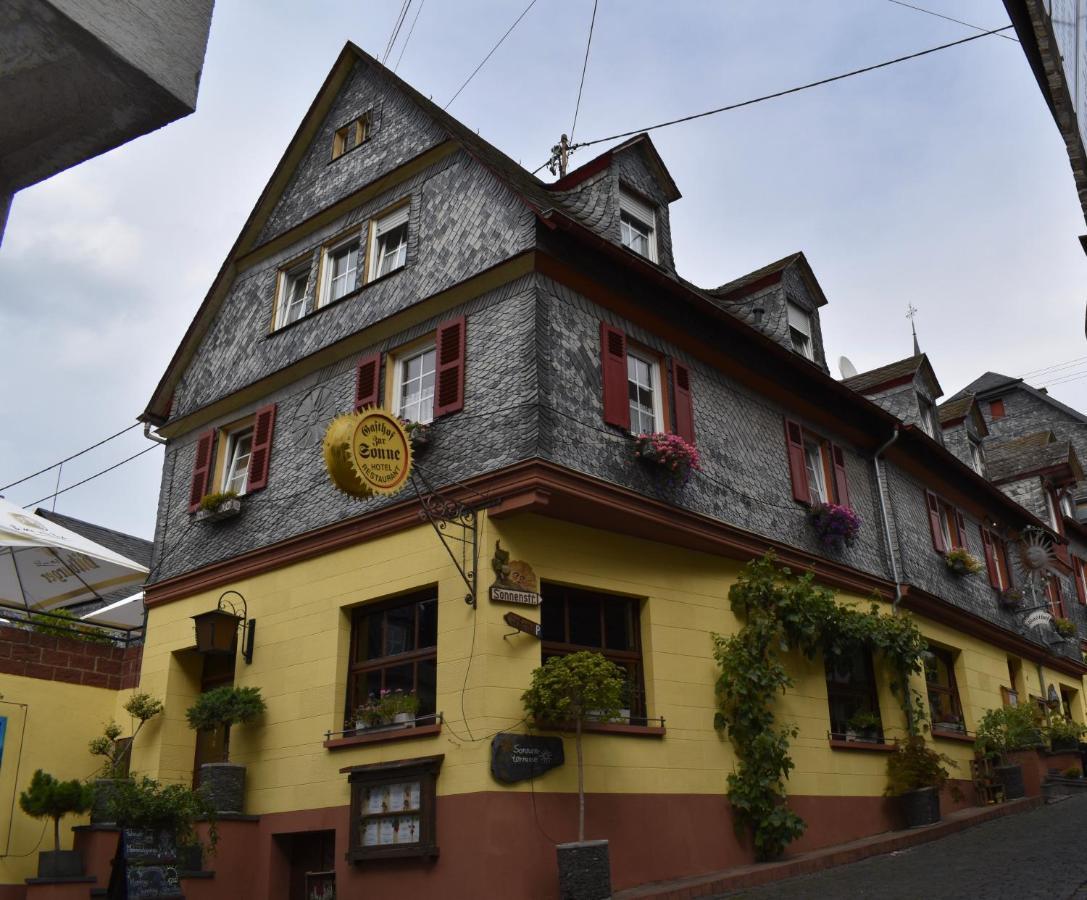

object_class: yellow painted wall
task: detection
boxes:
[0,673,141,885]
[132,512,1087,820]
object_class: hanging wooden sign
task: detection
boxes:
[503,611,541,639]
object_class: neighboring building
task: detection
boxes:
[40,43,1082,898]
[0,0,215,244]
[1003,0,1087,230]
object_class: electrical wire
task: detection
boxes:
[394,0,426,73]
[1019,356,1087,379]
[884,0,1019,42]
[23,445,160,509]
[382,0,413,64]
[0,422,141,492]
[569,0,599,143]
[532,24,1013,173]
[444,0,541,110]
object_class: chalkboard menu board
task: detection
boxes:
[491,733,564,783]
[108,829,182,899]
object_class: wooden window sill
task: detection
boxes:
[538,721,665,737]
[931,727,973,744]
[325,722,441,750]
[828,738,895,752]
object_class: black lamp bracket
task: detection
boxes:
[217,590,256,664]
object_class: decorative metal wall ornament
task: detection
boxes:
[1009,527,1060,641]
[411,470,487,607]
[489,541,542,606]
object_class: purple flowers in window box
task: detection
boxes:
[808,502,861,550]
[632,433,702,485]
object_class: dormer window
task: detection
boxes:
[332,114,370,160]
[968,435,985,476]
[918,396,938,439]
[619,189,657,262]
[786,301,814,360]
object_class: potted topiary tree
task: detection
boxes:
[89,692,164,824]
[522,650,625,900]
[19,770,92,878]
[186,686,266,814]
[974,704,1043,800]
[885,735,960,827]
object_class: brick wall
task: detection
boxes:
[0,626,142,691]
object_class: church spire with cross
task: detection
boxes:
[907,303,921,357]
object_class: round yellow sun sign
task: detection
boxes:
[323,408,413,499]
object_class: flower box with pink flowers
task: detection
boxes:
[632,433,702,484]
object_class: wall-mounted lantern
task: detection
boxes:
[192,590,256,664]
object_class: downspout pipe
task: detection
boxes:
[143,422,167,445]
[872,426,903,609]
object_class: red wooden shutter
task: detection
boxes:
[955,509,969,552]
[354,353,382,411]
[830,444,850,507]
[671,359,695,443]
[246,403,277,492]
[601,322,630,430]
[1055,540,1071,566]
[187,429,216,512]
[981,529,999,589]
[434,317,466,417]
[925,491,946,553]
[784,419,810,505]
[1075,559,1086,605]
[1050,577,1066,618]
[990,399,1006,419]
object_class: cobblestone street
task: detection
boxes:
[725,795,1087,899]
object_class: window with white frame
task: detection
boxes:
[803,437,829,504]
[626,349,663,434]
[368,206,409,281]
[321,235,360,306]
[918,396,938,439]
[393,345,436,425]
[1046,489,1062,532]
[619,189,657,262]
[968,436,985,476]
[223,426,255,495]
[274,262,311,329]
[786,301,814,360]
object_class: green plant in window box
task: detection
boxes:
[944,548,981,576]
[196,491,241,522]
[846,710,883,742]
[999,587,1023,610]
[400,420,431,452]
[1053,617,1077,639]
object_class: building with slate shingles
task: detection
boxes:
[65,42,1087,899]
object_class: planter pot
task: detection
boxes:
[37,849,83,879]
[899,786,941,828]
[194,498,242,523]
[1051,737,1080,752]
[91,777,128,825]
[995,763,1026,800]
[408,426,431,452]
[393,712,415,726]
[198,762,246,814]
[556,840,611,900]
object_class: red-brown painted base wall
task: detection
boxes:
[184,783,979,900]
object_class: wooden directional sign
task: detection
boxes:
[503,611,541,639]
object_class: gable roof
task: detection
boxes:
[842,354,942,398]
[35,509,152,568]
[986,435,1082,484]
[937,394,989,436]
[707,251,829,308]
[551,133,682,200]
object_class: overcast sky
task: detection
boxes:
[1,0,1084,541]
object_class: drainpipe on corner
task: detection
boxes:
[872,426,903,609]
[143,422,167,445]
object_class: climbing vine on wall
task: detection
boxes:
[711,554,927,861]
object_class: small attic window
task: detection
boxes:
[786,301,813,360]
[332,114,370,160]
[619,188,657,262]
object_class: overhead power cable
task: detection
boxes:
[394,0,426,72]
[1019,355,1087,379]
[569,0,599,143]
[533,24,1013,174]
[382,0,413,64]
[884,0,1019,42]
[0,422,141,492]
[445,0,541,109]
[23,445,159,509]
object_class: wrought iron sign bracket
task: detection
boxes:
[412,474,496,608]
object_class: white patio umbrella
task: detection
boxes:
[0,497,148,611]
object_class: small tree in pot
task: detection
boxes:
[522,651,625,900]
[186,686,265,814]
[974,704,1044,799]
[885,735,961,827]
[89,692,164,824]
[19,770,92,878]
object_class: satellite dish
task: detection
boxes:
[839,356,858,380]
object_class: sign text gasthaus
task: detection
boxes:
[323,408,413,499]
